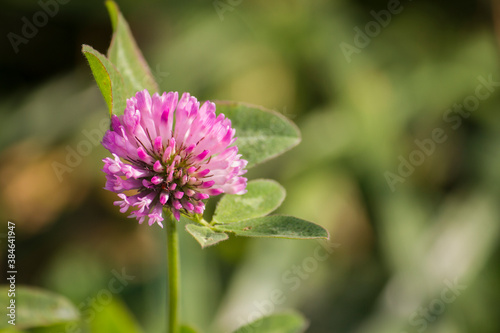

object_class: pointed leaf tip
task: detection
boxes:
[106,1,159,94]
[105,0,119,30]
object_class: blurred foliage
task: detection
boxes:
[0,285,79,330]
[1,0,500,332]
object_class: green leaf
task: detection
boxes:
[186,224,229,248]
[90,298,143,333]
[82,44,128,116]
[180,325,200,333]
[106,1,159,96]
[0,285,79,330]
[214,215,329,240]
[213,179,286,223]
[215,102,301,168]
[233,311,308,333]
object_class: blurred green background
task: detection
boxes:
[1,0,500,332]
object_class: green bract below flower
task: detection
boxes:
[102,90,248,227]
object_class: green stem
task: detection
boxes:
[166,214,180,333]
[199,218,213,228]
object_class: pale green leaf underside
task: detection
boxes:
[186,224,229,248]
[213,179,286,223]
[82,44,128,116]
[106,1,159,97]
[232,311,309,333]
[0,286,79,330]
[214,215,329,240]
[216,102,301,168]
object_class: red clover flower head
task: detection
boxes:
[102,90,248,227]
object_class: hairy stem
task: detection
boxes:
[166,214,180,333]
